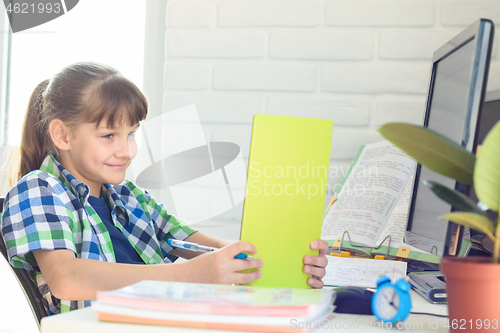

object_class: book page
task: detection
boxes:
[377,174,413,248]
[323,256,407,288]
[321,141,416,247]
[375,173,436,256]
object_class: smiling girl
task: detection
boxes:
[0,62,328,316]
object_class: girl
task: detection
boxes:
[0,62,328,316]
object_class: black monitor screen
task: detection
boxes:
[405,19,494,257]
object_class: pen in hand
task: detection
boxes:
[168,239,258,261]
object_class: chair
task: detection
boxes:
[0,198,48,329]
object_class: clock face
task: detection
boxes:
[374,286,401,320]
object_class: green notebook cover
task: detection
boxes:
[240,114,333,289]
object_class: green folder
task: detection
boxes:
[240,114,333,289]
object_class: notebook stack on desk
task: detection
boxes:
[94,280,335,333]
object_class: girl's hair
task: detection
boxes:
[16,61,148,182]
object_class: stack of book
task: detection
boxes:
[94,280,335,333]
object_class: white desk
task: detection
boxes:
[40,290,449,333]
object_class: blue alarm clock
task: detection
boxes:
[371,276,412,324]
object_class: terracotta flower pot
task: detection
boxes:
[440,256,500,332]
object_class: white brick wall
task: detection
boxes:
[267,96,370,126]
[164,62,210,90]
[166,31,265,58]
[330,127,384,160]
[156,0,500,223]
[164,94,261,124]
[321,65,430,93]
[375,99,426,126]
[325,0,434,26]
[379,31,459,59]
[166,2,214,28]
[441,0,500,26]
[213,64,317,91]
[269,32,373,60]
[218,1,319,27]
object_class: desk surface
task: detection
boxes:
[41,290,449,333]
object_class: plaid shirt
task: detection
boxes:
[1,153,196,315]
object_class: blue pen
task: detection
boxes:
[167,239,257,261]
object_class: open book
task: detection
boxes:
[321,141,439,264]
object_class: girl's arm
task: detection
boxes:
[174,232,329,289]
[33,241,263,301]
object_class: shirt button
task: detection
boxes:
[149,259,155,264]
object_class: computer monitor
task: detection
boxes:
[404,19,494,257]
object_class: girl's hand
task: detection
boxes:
[303,239,329,289]
[181,241,264,285]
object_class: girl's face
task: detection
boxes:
[61,119,140,197]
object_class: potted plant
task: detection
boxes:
[378,120,500,332]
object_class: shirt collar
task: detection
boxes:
[40,153,90,201]
[39,153,129,221]
[102,183,129,221]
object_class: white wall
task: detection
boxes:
[155,0,500,223]
[0,3,8,146]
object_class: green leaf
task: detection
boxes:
[378,123,475,184]
[423,180,491,218]
[441,212,496,237]
[474,121,500,212]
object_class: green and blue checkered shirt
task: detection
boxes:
[1,153,196,315]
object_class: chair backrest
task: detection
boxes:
[0,198,48,328]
